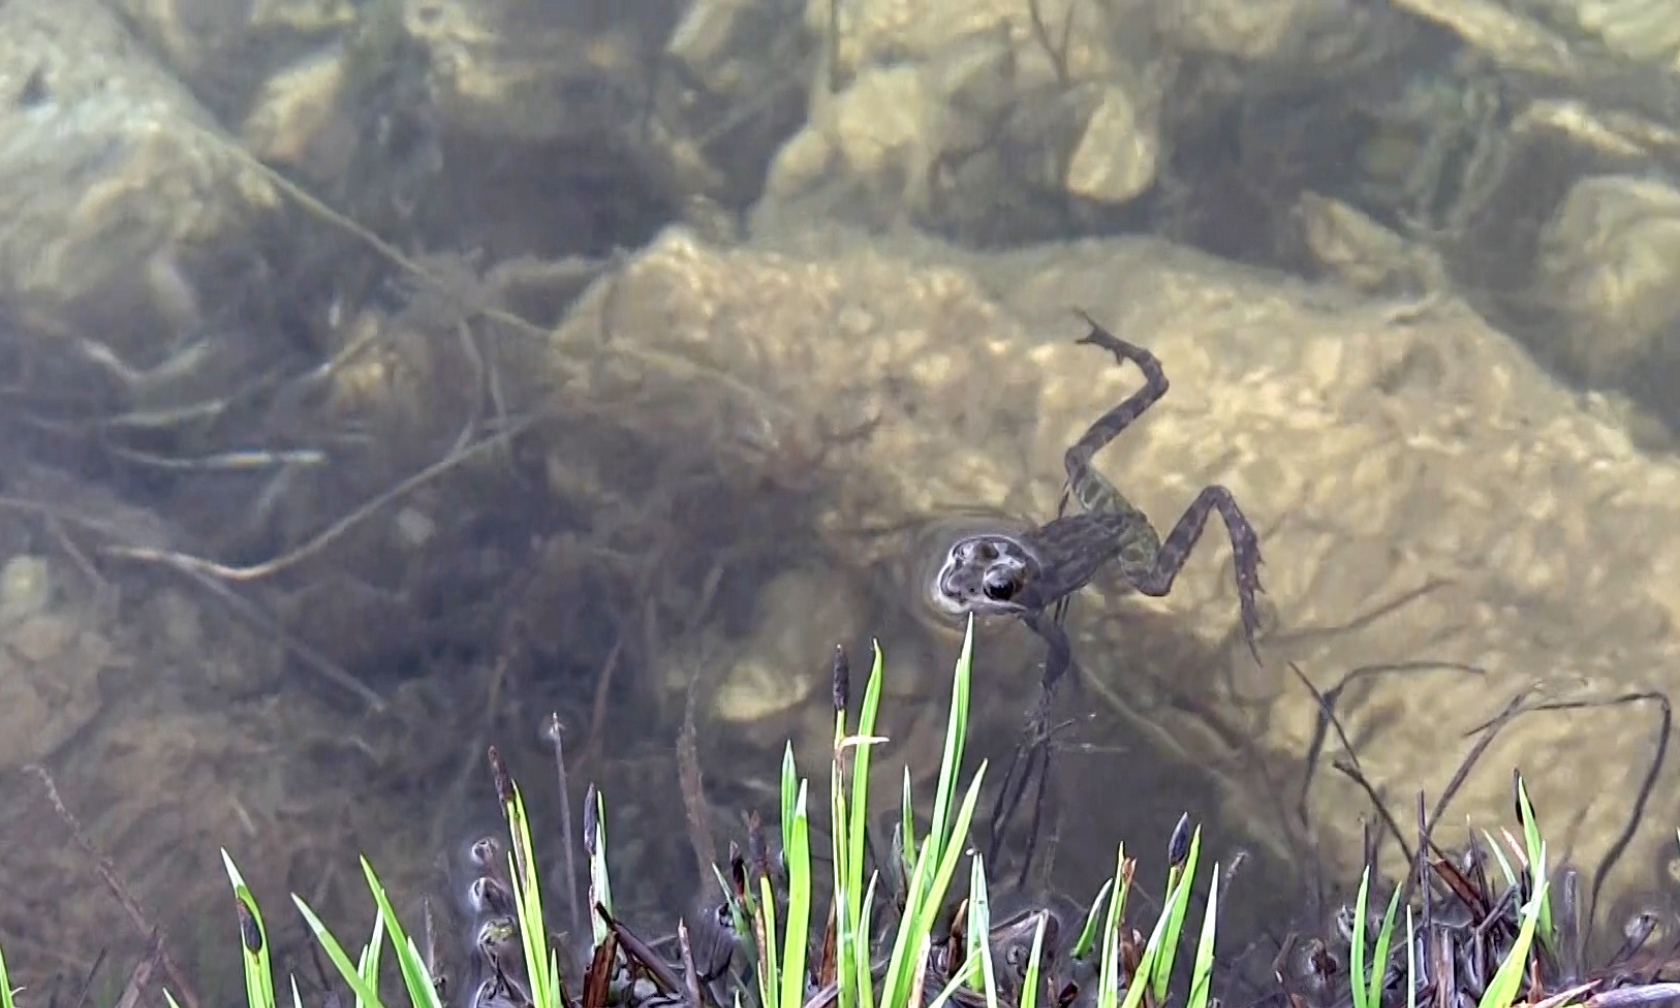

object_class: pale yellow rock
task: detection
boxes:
[403,0,644,142]
[0,555,52,625]
[241,47,348,169]
[1065,84,1158,206]
[1538,174,1680,384]
[712,567,865,723]
[765,65,935,210]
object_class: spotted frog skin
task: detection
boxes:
[932,309,1267,693]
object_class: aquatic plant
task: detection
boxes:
[0,618,1666,1008]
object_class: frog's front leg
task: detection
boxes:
[1024,609,1074,694]
[987,609,1073,881]
[1131,486,1266,662]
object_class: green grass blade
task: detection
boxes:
[1480,847,1549,1008]
[1150,824,1200,1001]
[503,781,561,1008]
[1186,865,1220,1008]
[1482,830,1518,889]
[831,736,855,1008]
[357,858,444,1008]
[588,788,615,953]
[222,850,277,1008]
[355,907,388,1008]
[927,952,984,1008]
[883,616,982,1008]
[1367,884,1402,1008]
[779,780,813,1008]
[840,642,886,1008]
[1119,882,1184,1008]
[1019,913,1050,1008]
[292,895,388,1008]
[900,770,916,884]
[855,874,880,1008]
[1515,776,1554,949]
[757,875,782,1008]
[0,942,16,1008]
[849,642,886,864]
[1072,877,1115,961]
[880,625,982,1008]
[712,863,759,987]
[881,768,988,1008]
[1349,868,1372,1008]
[967,856,996,997]
[926,618,976,856]
[780,744,798,865]
[1095,847,1128,1008]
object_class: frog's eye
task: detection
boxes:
[982,568,1021,602]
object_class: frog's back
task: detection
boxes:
[1068,467,1160,582]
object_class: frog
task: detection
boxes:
[930,310,1267,876]
[931,308,1266,687]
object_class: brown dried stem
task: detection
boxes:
[27,766,202,1008]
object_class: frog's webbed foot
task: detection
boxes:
[1132,485,1267,663]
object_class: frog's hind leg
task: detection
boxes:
[1063,308,1170,490]
[1132,485,1267,663]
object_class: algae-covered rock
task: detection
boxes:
[1536,174,1680,384]
[400,0,653,143]
[758,0,1167,242]
[1295,191,1448,297]
[0,553,108,774]
[0,0,280,349]
[1390,0,1580,79]
[1542,0,1680,71]
[1157,0,1382,71]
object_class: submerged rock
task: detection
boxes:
[0,0,280,351]
[1536,173,1680,385]
[758,0,1167,243]
[549,217,1680,912]
[1157,0,1383,72]
[710,567,867,734]
[0,549,108,775]
[1295,190,1448,298]
[1546,0,1680,71]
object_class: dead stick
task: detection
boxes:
[28,766,202,1008]
[101,414,544,583]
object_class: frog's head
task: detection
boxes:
[930,533,1040,617]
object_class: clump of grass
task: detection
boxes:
[1283,768,1680,1008]
[0,619,1671,1008]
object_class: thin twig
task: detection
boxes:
[101,413,545,583]
[111,933,165,1008]
[1025,0,1073,89]
[27,766,202,1008]
[581,639,623,773]
[187,119,790,427]
[677,687,718,889]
